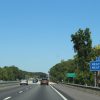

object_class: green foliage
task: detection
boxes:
[92,45,100,60]
[71,28,94,85]
[49,28,100,86]
[0,66,47,81]
[71,28,92,71]
[49,59,77,82]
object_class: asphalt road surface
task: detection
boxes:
[0,84,65,100]
[0,84,100,100]
[52,84,100,100]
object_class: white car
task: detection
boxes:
[20,79,28,85]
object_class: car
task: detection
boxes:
[20,79,28,85]
[40,78,49,85]
[33,79,38,83]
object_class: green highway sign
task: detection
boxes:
[66,73,77,78]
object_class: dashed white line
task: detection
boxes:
[18,91,23,94]
[3,96,12,100]
[50,85,68,100]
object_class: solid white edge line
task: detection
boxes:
[3,96,12,100]
[50,85,68,100]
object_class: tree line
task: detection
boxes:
[49,28,100,86]
[0,65,47,81]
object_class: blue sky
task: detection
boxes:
[0,0,100,73]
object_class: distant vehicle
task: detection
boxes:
[20,79,28,85]
[40,78,49,85]
[33,79,38,83]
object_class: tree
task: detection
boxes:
[49,28,100,85]
[49,59,77,82]
[71,28,92,71]
[0,67,3,80]
[0,66,47,81]
[91,45,100,86]
[71,28,94,85]
[92,45,100,59]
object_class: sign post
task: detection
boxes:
[90,56,100,87]
[94,72,97,87]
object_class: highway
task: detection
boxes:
[0,84,65,100]
[0,83,100,100]
[52,84,100,100]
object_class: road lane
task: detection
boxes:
[0,84,38,100]
[9,85,65,100]
[1,83,99,100]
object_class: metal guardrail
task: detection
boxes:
[0,81,19,88]
[66,83,100,91]
[0,81,19,84]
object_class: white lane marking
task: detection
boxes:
[50,85,68,100]
[18,91,23,94]
[3,96,12,100]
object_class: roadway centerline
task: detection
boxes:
[50,85,68,100]
[3,96,12,100]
